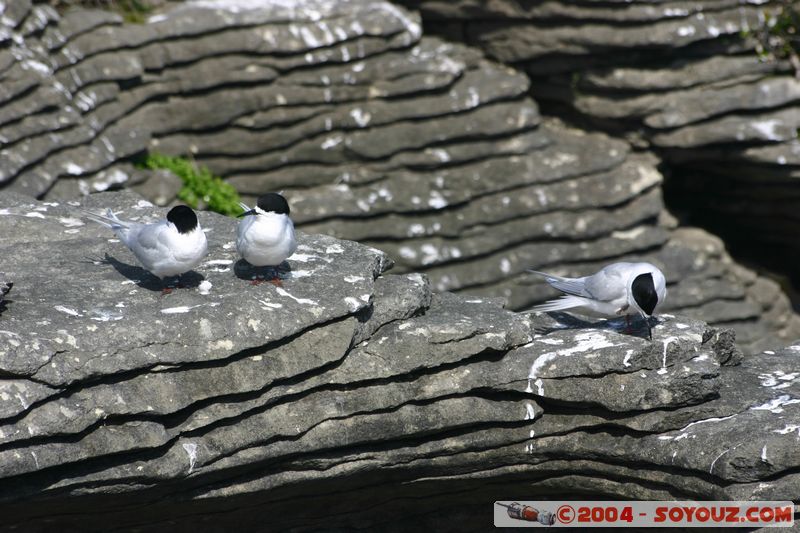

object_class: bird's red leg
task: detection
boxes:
[268,269,283,287]
[250,268,282,287]
[161,276,180,294]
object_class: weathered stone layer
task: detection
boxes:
[1,0,798,356]
[0,192,797,531]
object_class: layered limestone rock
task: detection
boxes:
[0,192,797,530]
[0,0,798,353]
[397,0,800,292]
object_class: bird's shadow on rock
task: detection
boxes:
[532,311,654,340]
[0,282,12,315]
[233,259,292,282]
[83,254,204,292]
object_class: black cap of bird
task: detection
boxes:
[238,193,290,218]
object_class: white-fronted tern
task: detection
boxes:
[82,204,208,292]
[236,193,296,285]
[530,261,667,338]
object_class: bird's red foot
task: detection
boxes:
[161,287,174,295]
[268,276,283,287]
[251,278,264,286]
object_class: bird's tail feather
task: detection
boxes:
[80,208,128,231]
[532,295,587,313]
[528,269,571,284]
[238,201,250,212]
[527,269,552,278]
[528,269,587,297]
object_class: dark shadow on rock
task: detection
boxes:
[0,282,12,315]
[83,254,204,292]
[532,311,654,340]
[234,259,293,282]
[355,302,374,325]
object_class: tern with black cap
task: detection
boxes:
[529,262,667,339]
[81,204,208,292]
[236,193,297,285]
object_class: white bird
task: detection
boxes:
[529,262,667,338]
[81,205,208,291]
[236,193,296,284]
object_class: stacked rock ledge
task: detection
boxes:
[397,0,800,304]
[0,0,798,354]
[0,191,797,530]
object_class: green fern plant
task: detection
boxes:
[138,153,243,217]
[753,1,800,75]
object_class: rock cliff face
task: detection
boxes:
[0,0,798,354]
[397,0,800,291]
[0,190,798,530]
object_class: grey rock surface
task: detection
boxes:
[0,192,798,531]
[0,0,798,359]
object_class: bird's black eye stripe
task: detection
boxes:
[632,273,658,315]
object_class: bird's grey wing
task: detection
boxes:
[128,223,168,265]
[286,218,297,255]
[237,212,253,237]
[528,270,591,297]
[583,265,628,302]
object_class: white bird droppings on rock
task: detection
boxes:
[54,305,82,317]
[198,281,212,295]
[275,287,318,306]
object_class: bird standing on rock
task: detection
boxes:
[236,193,296,285]
[81,205,208,293]
[529,262,667,339]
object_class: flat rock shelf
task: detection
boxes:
[0,191,797,531]
[0,0,798,354]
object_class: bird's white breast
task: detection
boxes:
[236,213,296,267]
[127,222,208,278]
